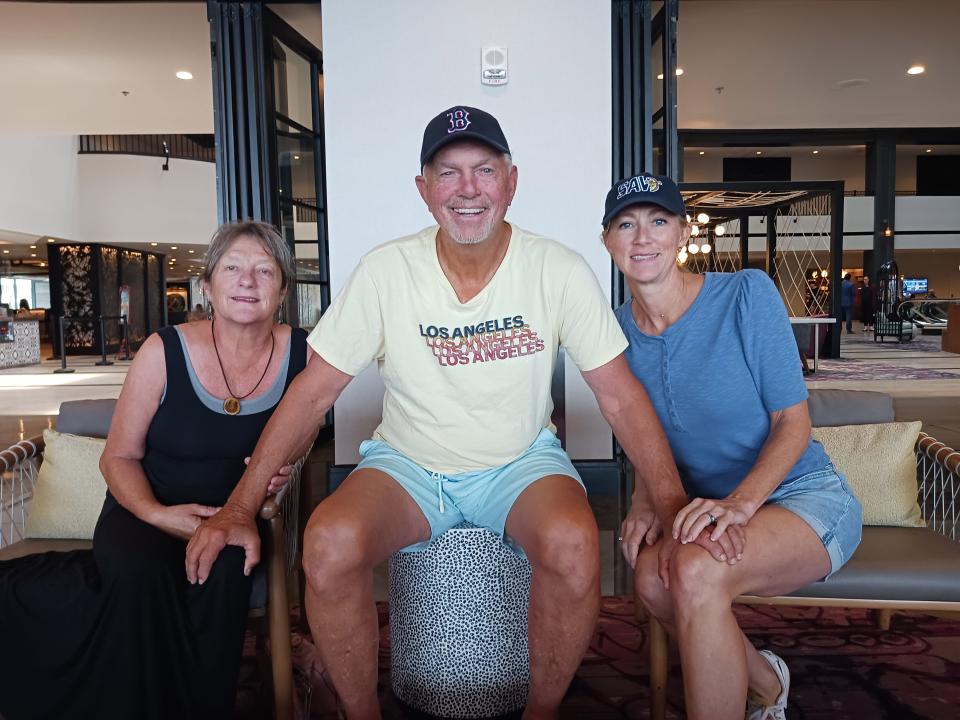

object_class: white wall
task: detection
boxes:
[0,140,216,247]
[323,0,612,462]
[896,196,960,250]
[78,153,217,247]
[0,135,81,239]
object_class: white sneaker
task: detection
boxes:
[745,649,790,720]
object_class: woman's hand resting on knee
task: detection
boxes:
[673,496,753,552]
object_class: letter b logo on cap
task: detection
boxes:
[446,109,471,134]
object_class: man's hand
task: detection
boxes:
[244,456,293,496]
[619,500,662,569]
[150,503,219,542]
[185,504,260,584]
[657,524,747,589]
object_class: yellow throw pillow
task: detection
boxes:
[811,421,924,527]
[25,429,107,540]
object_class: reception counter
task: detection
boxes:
[0,319,41,368]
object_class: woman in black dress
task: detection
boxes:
[0,221,315,720]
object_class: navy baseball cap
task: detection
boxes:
[420,106,511,168]
[602,173,686,226]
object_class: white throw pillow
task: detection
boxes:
[811,421,924,527]
[25,429,107,540]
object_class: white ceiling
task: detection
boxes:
[678,0,960,129]
[0,1,956,135]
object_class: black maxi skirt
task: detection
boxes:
[0,503,253,720]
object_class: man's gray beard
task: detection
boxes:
[447,216,498,245]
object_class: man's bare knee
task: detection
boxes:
[302,515,371,592]
[529,515,599,598]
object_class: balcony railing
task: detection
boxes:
[78,134,215,163]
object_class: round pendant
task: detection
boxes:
[223,396,241,415]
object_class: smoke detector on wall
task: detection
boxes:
[481,47,508,86]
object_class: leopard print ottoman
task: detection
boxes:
[389,523,532,718]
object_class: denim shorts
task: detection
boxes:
[355,428,585,553]
[767,463,863,577]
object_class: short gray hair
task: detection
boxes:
[202,220,296,291]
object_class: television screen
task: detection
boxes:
[903,277,928,294]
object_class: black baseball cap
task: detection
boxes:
[420,105,511,168]
[602,173,685,226]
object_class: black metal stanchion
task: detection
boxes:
[118,315,131,361]
[53,316,75,374]
[95,315,114,366]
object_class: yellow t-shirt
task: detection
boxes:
[307,224,628,474]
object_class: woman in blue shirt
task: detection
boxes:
[602,174,862,720]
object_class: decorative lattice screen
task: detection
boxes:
[679,188,836,319]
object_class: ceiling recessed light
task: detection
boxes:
[675,68,684,76]
[40,262,46,267]
[756,151,763,155]
[176,70,194,80]
[907,65,925,75]
[47,238,55,243]
[293,155,300,160]
[2,250,9,254]
[150,242,158,246]
[188,249,194,254]
[171,246,178,250]
[29,245,36,249]
[698,151,705,156]
[812,150,820,155]
[925,148,933,153]
[31,253,36,257]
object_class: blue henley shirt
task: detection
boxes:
[615,269,830,500]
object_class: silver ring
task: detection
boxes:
[707,513,717,525]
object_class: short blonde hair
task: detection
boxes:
[202,221,295,291]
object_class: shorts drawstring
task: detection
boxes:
[431,471,446,513]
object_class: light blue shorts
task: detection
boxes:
[767,463,863,578]
[355,428,584,552]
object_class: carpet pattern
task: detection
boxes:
[238,598,960,719]
[805,359,960,382]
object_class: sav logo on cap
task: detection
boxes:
[617,175,661,199]
[447,109,471,134]
[602,172,685,226]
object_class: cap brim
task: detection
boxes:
[602,196,684,226]
[421,134,511,167]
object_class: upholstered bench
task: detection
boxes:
[389,522,532,717]
[646,389,960,720]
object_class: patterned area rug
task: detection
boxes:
[844,335,946,354]
[237,598,960,719]
[805,359,960,382]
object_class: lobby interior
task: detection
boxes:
[1,2,959,719]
